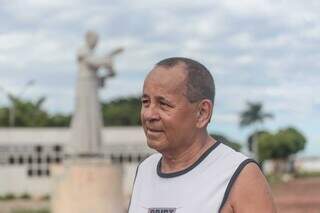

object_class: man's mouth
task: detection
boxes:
[147,128,163,132]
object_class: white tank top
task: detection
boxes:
[128,141,255,213]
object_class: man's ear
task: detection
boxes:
[196,99,213,128]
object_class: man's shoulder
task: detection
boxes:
[216,142,249,164]
[217,144,276,212]
[224,161,276,212]
[137,153,162,171]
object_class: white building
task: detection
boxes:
[0,127,153,198]
[295,156,320,173]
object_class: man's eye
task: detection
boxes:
[160,102,169,107]
[141,99,149,105]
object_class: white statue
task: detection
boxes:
[70,31,123,155]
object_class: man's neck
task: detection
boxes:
[160,134,216,174]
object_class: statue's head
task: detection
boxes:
[85,31,99,50]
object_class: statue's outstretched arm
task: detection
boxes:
[84,55,112,70]
[77,47,111,70]
[107,47,124,58]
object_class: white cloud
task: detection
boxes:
[228,33,254,49]
[0,31,78,69]
[234,54,255,65]
[214,113,239,124]
[0,32,33,51]
[100,78,142,101]
[260,34,295,48]
[220,0,320,28]
[184,39,203,51]
[301,26,320,40]
[0,0,319,155]
[220,0,273,16]
[25,0,75,9]
[2,1,70,22]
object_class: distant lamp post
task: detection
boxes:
[0,80,35,127]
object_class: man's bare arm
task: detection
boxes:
[221,162,277,213]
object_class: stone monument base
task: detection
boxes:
[51,158,124,213]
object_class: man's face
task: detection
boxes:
[141,65,198,154]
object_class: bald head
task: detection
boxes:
[155,57,215,105]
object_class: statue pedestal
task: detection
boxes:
[51,158,124,213]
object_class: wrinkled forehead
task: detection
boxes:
[143,65,188,94]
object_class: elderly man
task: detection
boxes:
[128,57,276,213]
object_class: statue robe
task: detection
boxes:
[70,46,107,155]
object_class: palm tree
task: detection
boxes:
[240,102,273,128]
[9,96,48,127]
[239,101,273,161]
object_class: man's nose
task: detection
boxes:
[143,105,160,121]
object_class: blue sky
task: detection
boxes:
[0,0,319,156]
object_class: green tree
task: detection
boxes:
[210,133,242,151]
[0,107,10,126]
[257,127,306,173]
[239,101,273,160]
[247,130,269,152]
[239,102,273,128]
[0,96,141,127]
[0,96,71,127]
[265,127,306,159]
[102,96,141,126]
[47,113,71,127]
[256,132,276,162]
[6,96,49,127]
